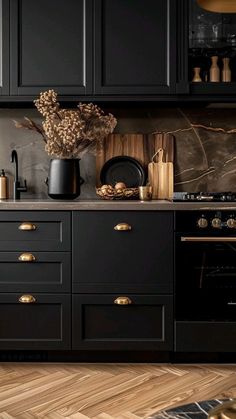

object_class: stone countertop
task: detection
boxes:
[1,198,236,210]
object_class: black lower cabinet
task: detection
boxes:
[72,295,173,351]
[0,294,71,350]
[175,321,236,352]
[73,211,173,294]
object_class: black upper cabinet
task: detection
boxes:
[0,0,9,95]
[94,0,177,95]
[4,0,235,101]
[10,0,93,96]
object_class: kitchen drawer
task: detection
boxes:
[0,252,71,292]
[0,212,71,251]
[72,294,173,350]
[73,211,173,293]
[175,321,236,352]
[0,294,71,350]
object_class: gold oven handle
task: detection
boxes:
[18,253,36,262]
[114,223,132,231]
[181,237,236,242]
[18,222,36,231]
[18,294,36,304]
[114,296,132,305]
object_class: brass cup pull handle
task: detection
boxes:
[19,294,36,304]
[114,223,132,231]
[18,253,36,262]
[114,296,132,305]
[18,222,36,231]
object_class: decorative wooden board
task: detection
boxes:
[96,133,174,186]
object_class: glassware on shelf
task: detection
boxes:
[226,33,236,46]
[195,14,208,46]
[211,22,222,44]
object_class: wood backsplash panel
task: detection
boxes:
[96,133,174,186]
[151,133,175,163]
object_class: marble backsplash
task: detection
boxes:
[1,106,236,198]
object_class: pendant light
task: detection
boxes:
[197,0,236,13]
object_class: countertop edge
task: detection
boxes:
[1,199,236,210]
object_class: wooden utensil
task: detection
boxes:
[148,148,174,200]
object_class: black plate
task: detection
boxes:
[100,156,146,187]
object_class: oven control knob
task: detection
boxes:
[197,217,208,228]
[211,217,222,229]
[227,218,236,229]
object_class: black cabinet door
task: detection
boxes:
[0,294,71,350]
[0,0,9,95]
[73,211,173,293]
[73,294,173,350]
[94,0,176,95]
[10,0,93,96]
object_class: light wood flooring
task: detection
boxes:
[0,363,236,418]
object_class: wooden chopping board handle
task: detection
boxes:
[152,147,165,163]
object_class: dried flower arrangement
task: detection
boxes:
[14,90,117,158]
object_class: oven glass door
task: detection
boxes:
[176,234,236,321]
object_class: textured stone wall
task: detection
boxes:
[0,106,236,198]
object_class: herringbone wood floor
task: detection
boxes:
[0,363,236,418]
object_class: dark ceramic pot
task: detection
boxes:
[47,159,84,200]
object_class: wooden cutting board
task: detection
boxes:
[148,148,174,199]
[96,133,174,186]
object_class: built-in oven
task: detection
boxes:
[175,210,236,321]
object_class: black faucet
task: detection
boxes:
[10,150,27,199]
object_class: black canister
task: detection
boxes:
[47,159,84,199]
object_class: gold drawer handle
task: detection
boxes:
[18,253,36,262]
[114,223,132,231]
[18,222,36,231]
[114,296,132,305]
[19,294,36,304]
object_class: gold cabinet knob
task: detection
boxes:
[197,217,208,229]
[114,296,132,305]
[114,223,132,231]
[18,222,36,231]
[211,217,222,229]
[18,253,36,262]
[18,294,36,304]
[227,218,236,229]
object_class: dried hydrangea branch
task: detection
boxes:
[153,124,236,135]
[14,117,48,143]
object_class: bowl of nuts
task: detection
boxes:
[96,182,139,200]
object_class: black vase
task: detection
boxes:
[47,159,84,200]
